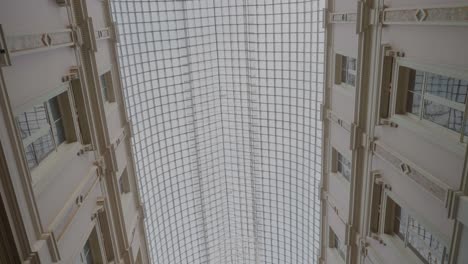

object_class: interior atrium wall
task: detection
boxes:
[111,1,324,263]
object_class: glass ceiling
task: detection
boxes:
[111,0,324,263]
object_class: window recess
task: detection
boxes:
[370,174,383,234]
[378,46,394,121]
[76,227,105,264]
[332,148,351,182]
[71,79,92,145]
[384,197,449,264]
[119,167,131,194]
[16,91,77,170]
[335,54,357,87]
[329,228,346,261]
[393,61,468,142]
[100,70,115,103]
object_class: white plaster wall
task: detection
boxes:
[328,174,350,223]
[3,49,78,111]
[327,203,347,242]
[33,147,95,229]
[0,0,69,34]
[456,225,468,264]
[58,182,102,262]
[330,123,351,155]
[372,157,453,240]
[87,0,108,30]
[333,26,358,57]
[331,86,355,122]
[333,0,358,14]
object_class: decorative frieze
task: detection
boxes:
[6,30,75,56]
[373,142,448,202]
[382,5,468,26]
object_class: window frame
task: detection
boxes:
[99,68,116,104]
[15,85,79,170]
[379,193,450,264]
[332,147,351,182]
[335,53,357,88]
[76,226,106,264]
[119,167,131,195]
[389,58,468,149]
[329,227,346,261]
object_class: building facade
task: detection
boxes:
[0,0,150,263]
[320,1,468,264]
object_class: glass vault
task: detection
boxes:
[111,0,324,263]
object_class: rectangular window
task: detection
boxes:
[386,198,449,264]
[397,65,468,140]
[16,91,76,169]
[100,71,115,103]
[71,79,92,145]
[76,228,103,264]
[330,228,346,260]
[119,167,131,194]
[370,180,383,233]
[336,54,356,87]
[334,149,351,181]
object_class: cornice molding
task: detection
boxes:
[382,5,468,26]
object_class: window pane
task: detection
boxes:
[425,72,467,104]
[408,69,424,94]
[341,57,347,84]
[83,240,94,264]
[53,119,66,144]
[48,96,62,121]
[346,73,355,86]
[101,74,108,101]
[395,205,407,240]
[17,104,49,138]
[347,57,356,71]
[337,152,351,181]
[424,100,464,134]
[32,131,55,162]
[334,233,345,260]
[406,215,448,264]
[25,144,38,169]
[406,92,421,115]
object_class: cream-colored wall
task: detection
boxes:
[321,0,468,264]
[0,0,150,262]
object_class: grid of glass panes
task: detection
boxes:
[405,67,468,139]
[394,202,449,264]
[111,0,324,263]
[16,93,66,169]
[337,151,351,181]
[341,56,356,86]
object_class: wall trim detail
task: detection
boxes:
[382,5,468,26]
[329,12,357,24]
[95,27,111,41]
[326,109,351,132]
[44,232,60,262]
[6,30,75,57]
[373,142,449,202]
[50,166,99,241]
